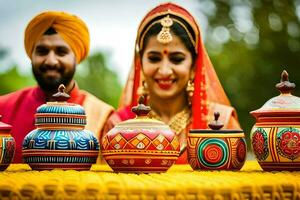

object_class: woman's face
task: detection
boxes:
[141,34,193,100]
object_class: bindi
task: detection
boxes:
[163,49,168,54]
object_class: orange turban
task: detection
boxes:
[24,11,90,64]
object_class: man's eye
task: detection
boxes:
[35,48,48,55]
[148,56,161,63]
[57,50,68,56]
[56,48,69,56]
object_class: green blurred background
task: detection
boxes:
[1,0,300,144]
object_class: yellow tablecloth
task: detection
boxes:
[0,161,300,199]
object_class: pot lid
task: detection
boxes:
[35,84,86,128]
[190,112,243,133]
[250,70,300,118]
[0,115,12,131]
[115,96,170,129]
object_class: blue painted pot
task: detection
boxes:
[22,92,99,170]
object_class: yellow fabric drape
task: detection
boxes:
[1,161,300,199]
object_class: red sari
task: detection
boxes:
[106,3,241,164]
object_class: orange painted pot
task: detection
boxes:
[250,70,300,171]
[101,97,180,173]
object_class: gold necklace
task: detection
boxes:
[149,107,191,135]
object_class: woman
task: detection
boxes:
[105,3,241,164]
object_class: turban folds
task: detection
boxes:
[24,11,90,64]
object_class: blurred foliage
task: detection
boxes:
[0,51,122,108]
[201,0,300,139]
[0,48,8,59]
[75,52,122,108]
[0,66,34,95]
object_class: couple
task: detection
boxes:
[0,3,240,164]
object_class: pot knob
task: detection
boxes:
[276,70,295,94]
[52,84,70,102]
[131,96,151,117]
[208,112,224,130]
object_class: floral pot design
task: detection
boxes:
[250,70,300,171]
[0,116,15,170]
[101,96,180,173]
[22,85,99,170]
[187,112,246,170]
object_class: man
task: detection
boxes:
[0,11,114,163]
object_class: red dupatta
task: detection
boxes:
[119,3,231,129]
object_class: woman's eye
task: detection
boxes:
[170,56,185,64]
[148,56,161,63]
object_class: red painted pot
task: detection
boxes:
[250,70,300,171]
[0,115,15,170]
[187,112,246,170]
[101,96,180,173]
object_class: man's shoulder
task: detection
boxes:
[0,86,37,103]
[78,89,115,135]
[79,89,114,110]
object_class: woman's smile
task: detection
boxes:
[155,78,176,90]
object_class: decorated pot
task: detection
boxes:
[0,115,15,170]
[187,112,246,170]
[22,85,99,170]
[101,96,180,173]
[250,70,300,171]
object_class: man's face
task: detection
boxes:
[31,33,76,93]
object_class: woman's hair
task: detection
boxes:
[139,14,196,62]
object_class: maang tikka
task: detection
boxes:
[157,15,173,44]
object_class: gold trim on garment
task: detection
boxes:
[148,106,191,136]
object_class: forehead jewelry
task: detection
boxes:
[157,15,173,44]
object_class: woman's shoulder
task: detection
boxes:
[103,105,136,133]
[207,102,240,129]
[115,105,136,121]
[208,102,235,113]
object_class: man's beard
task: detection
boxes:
[32,64,75,94]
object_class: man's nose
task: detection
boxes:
[44,51,59,67]
[158,60,172,75]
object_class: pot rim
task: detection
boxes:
[0,122,12,131]
[189,129,243,133]
[250,109,300,119]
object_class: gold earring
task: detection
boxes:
[138,80,149,97]
[186,80,194,106]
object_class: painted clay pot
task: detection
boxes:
[0,115,15,170]
[250,70,300,171]
[101,96,180,173]
[187,112,246,170]
[22,85,99,170]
